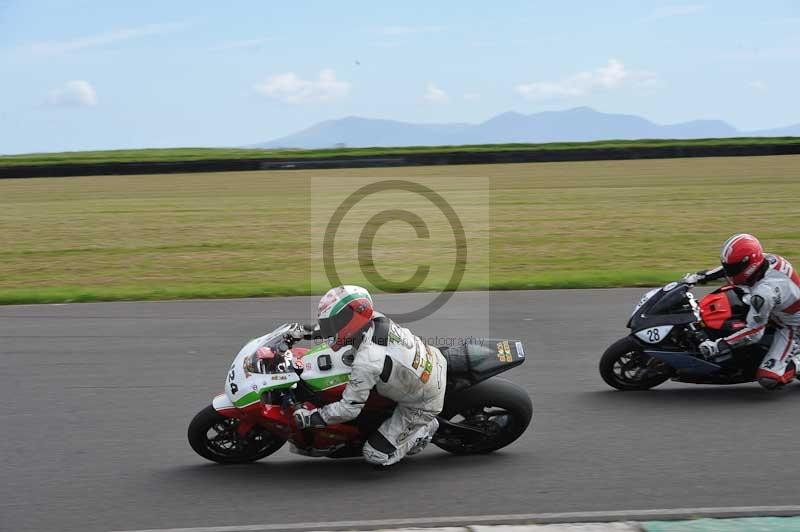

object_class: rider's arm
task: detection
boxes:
[699,266,726,283]
[722,283,774,347]
[683,266,725,285]
[318,346,381,425]
[286,322,319,341]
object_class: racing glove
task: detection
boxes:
[286,322,322,341]
[285,323,306,341]
[681,272,706,285]
[699,339,732,362]
[293,407,326,429]
[683,267,727,285]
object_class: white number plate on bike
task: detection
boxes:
[634,325,673,344]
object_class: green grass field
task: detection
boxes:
[1,155,799,304]
[2,137,800,166]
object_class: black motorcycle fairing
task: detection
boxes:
[640,347,752,384]
[636,332,772,383]
[627,282,697,331]
[631,312,698,333]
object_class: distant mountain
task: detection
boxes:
[261,116,471,148]
[750,124,800,137]
[253,107,798,149]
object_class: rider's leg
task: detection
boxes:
[362,406,439,467]
[756,327,798,389]
[406,417,439,456]
[363,347,447,466]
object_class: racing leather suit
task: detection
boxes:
[319,314,447,466]
[701,255,800,384]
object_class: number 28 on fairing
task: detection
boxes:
[634,325,673,344]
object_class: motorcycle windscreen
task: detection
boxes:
[627,284,695,331]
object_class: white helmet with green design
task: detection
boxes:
[317,285,374,351]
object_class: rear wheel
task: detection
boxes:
[599,336,671,391]
[187,405,286,464]
[434,378,532,455]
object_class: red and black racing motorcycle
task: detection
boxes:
[599,281,792,390]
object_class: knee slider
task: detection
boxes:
[362,442,392,465]
[758,376,781,390]
[363,431,397,465]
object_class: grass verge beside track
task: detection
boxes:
[1,155,799,304]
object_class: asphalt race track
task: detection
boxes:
[3,289,800,532]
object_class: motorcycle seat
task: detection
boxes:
[438,339,524,390]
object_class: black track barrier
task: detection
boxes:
[2,142,800,179]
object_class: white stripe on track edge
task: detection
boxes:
[109,505,800,532]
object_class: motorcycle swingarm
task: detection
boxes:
[435,417,492,438]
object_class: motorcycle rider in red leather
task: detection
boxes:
[684,234,800,389]
[293,285,447,466]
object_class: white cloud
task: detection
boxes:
[378,25,444,36]
[463,92,481,101]
[748,80,768,91]
[208,37,272,52]
[46,80,97,107]
[24,21,190,55]
[423,83,448,103]
[253,69,350,104]
[641,4,708,22]
[516,59,658,100]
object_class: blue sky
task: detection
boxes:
[1,0,799,154]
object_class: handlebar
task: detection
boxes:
[302,322,323,340]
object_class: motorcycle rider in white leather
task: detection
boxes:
[684,234,800,389]
[293,285,447,466]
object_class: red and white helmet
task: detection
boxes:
[317,285,374,351]
[720,233,766,285]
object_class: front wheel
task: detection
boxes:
[188,405,286,464]
[599,336,671,391]
[434,378,533,455]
